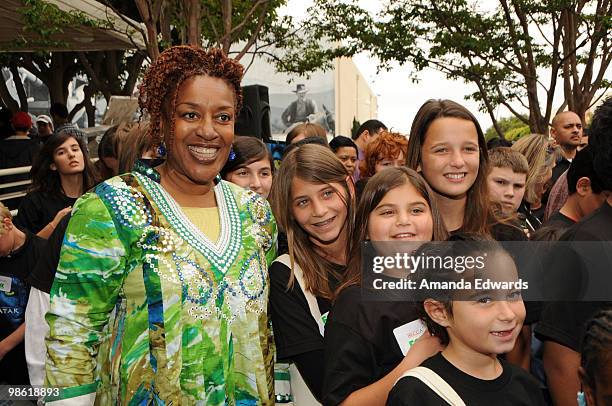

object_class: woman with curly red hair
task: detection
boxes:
[44,46,277,405]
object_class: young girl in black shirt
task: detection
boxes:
[323,167,448,406]
[268,144,356,402]
[387,236,547,406]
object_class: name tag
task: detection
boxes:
[393,319,427,355]
[0,275,12,293]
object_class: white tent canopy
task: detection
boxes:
[0,0,145,52]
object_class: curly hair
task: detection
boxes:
[138,46,244,151]
[359,130,408,178]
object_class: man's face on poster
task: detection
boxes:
[297,91,306,101]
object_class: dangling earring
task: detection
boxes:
[228,146,236,161]
[156,141,167,158]
[577,391,587,406]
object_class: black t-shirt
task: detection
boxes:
[14,190,77,234]
[27,214,70,293]
[0,229,45,336]
[0,230,45,385]
[387,353,547,406]
[535,201,612,352]
[323,284,421,406]
[544,211,575,229]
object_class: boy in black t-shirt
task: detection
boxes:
[0,202,45,385]
[387,237,546,405]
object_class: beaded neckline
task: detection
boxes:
[134,172,242,274]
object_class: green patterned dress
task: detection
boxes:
[44,163,277,405]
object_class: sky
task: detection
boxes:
[278,0,497,134]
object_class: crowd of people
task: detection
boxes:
[0,45,611,406]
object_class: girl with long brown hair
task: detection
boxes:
[406,99,524,242]
[269,143,355,402]
[14,130,97,238]
[323,167,447,406]
[406,99,491,234]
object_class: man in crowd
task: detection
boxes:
[35,115,54,143]
[49,102,85,143]
[49,102,70,133]
[0,112,40,210]
[550,111,583,187]
[351,119,387,181]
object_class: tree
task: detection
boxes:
[0,0,146,124]
[3,0,302,124]
[296,0,612,138]
[0,58,30,112]
[100,0,295,63]
[484,116,529,141]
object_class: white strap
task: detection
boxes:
[274,254,325,336]
[398,366,466,406]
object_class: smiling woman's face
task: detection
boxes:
[165,75,236,186]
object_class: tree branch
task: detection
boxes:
[99,0,148,49]
[202,5,221,47]
[221,0,233,53]
[0,69,19,112]
[9,64,28,111]
[135,0,160,60]
[556,100,568,115]
[122,52,146,95]
[226,0,267,42]
[183,0,202,46]
[235,1,270,61]
[588,83,612,109]
[77,52,109,101]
